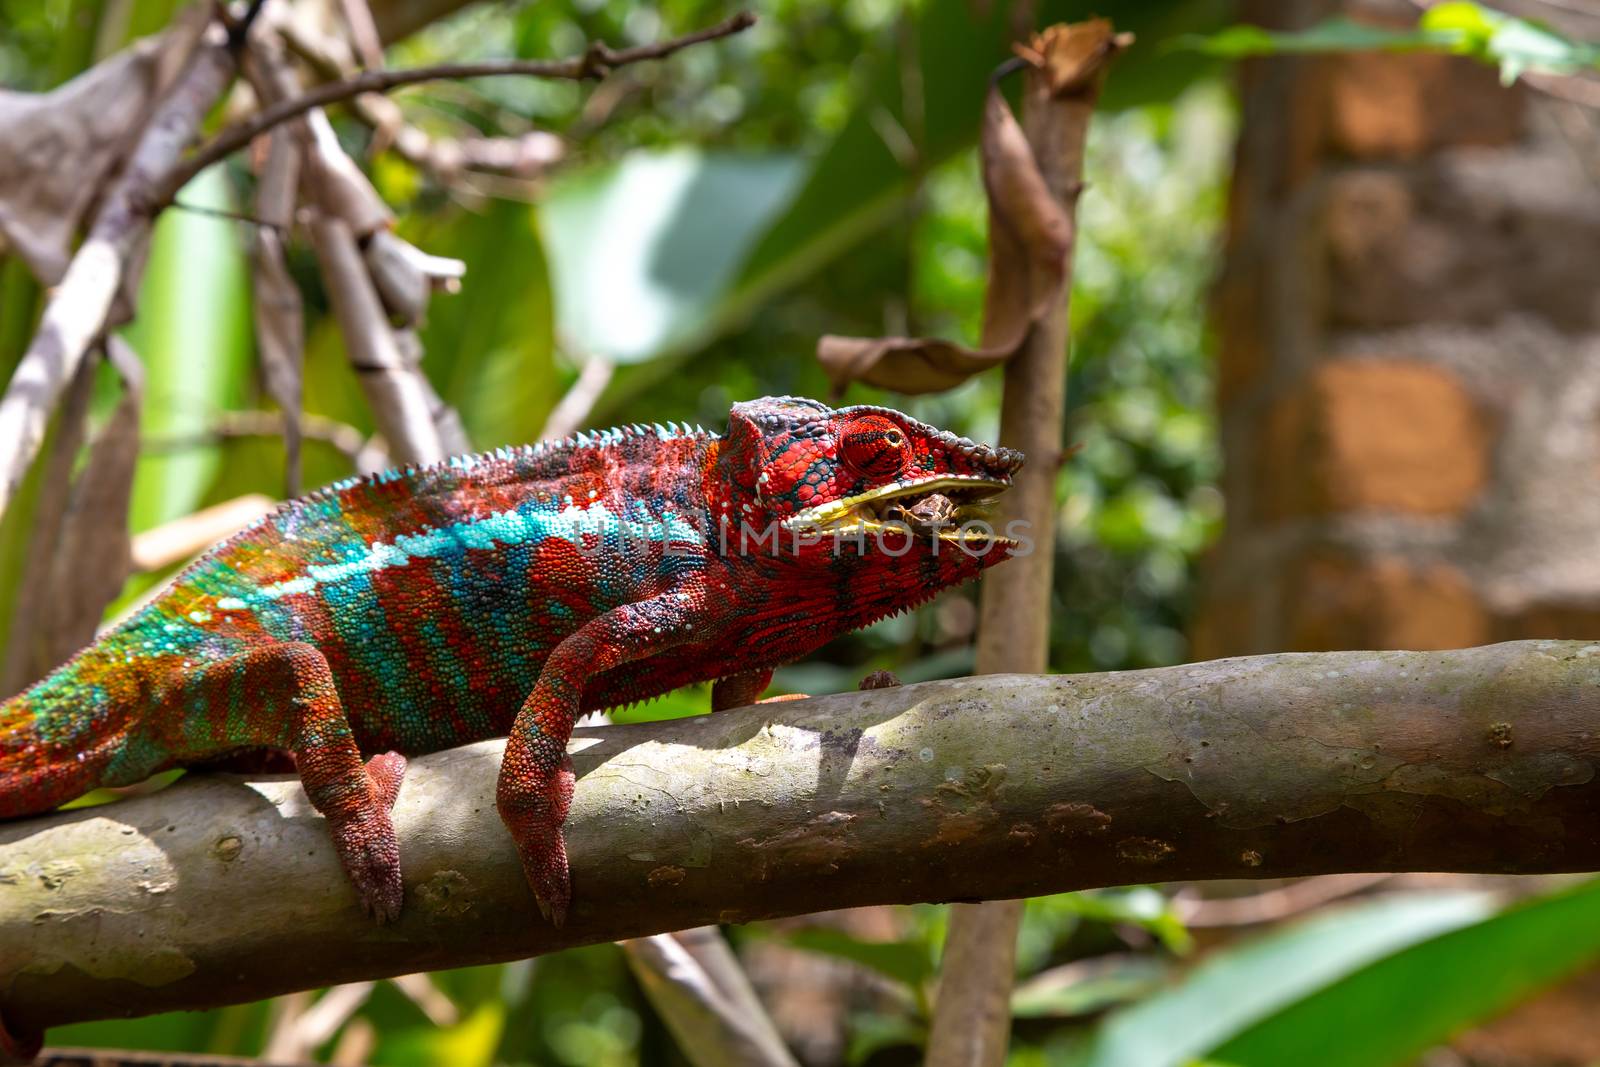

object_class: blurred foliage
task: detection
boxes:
[1179,1,1600,85]
[7,0,1600,1065]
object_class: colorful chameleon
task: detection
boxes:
[0,396,1023,927]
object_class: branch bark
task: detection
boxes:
[5,640,1600,1039]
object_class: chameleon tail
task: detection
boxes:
[0,651,144,819]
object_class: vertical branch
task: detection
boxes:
[249,128,306,495]
[924,21,1126,1067]
[243,34,449,467]
[308,214,446,465]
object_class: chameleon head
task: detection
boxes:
[716,396,1026,563]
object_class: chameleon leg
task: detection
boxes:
[711,668,774,711]
[190,643,407,922]
[499,595,697,926]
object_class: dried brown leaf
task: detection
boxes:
[817,84,1072,394]
[4,341,142,687]
[1,349,97,692]
[1017,19,1132,98]
[49,338,143,647]
[0,38,166,285]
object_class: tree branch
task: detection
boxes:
[5,640,1600,1039]
[148,12,756,207]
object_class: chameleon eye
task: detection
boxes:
[840,417,909,478]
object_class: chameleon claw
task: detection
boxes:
[513,827,571,928]
[330,811,404,923]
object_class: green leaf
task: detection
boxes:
[1010,955,1170,1019]
[1050,887,1194,955]
[780,926,937,990]
[608,683,710,724]
[590,0,1231,420]
[376,1001,505,1067]
[1074,891,1496,1067]
[1177,3,1600,86]
[539,149,806,365]
[1171,18,1430,58]
[1212,877,1600,1067]
[408,198,559,447]
[121,165,252,532]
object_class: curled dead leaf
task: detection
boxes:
[3,340,143,690]
[816,19,1127,396]
[1015,19,1133,98]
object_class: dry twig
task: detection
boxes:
[151,12,756,206]
[622,930,799,1067]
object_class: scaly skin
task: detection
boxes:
[0,396,1023,928]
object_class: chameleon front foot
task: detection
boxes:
[513,824,572,927]
[497,760,575,927]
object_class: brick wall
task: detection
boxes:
[1194,0,1600,659]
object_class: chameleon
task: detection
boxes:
[0,395,1024,930]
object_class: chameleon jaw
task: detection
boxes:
[781,475,1016,547]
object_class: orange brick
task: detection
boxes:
[1260,360,1490,519]
[1212,261,1271,407]
[1286,553,1487,652]
[1190,583,1264,661]
[1498,601,1600,642]
[1327,49,1523,160]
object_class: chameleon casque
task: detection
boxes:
[0,396,1023,928]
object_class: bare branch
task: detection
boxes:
[274,18,566,185]
[150,12,756,207]
[249,127,306,495]
[310,216,448,465]
[539,357,614,441]
[1174,874,1397,928]
[142,411,387,476]
[126,494,278,574]
[5,641,1600,1039]
[621,931,799,1067]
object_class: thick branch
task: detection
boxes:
[150,12,755,206]
[5,640,1600,1035]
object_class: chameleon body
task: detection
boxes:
[0,396,1022,926]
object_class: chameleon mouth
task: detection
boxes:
[783,475,1015,546]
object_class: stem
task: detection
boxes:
[927,21,1124,1067]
